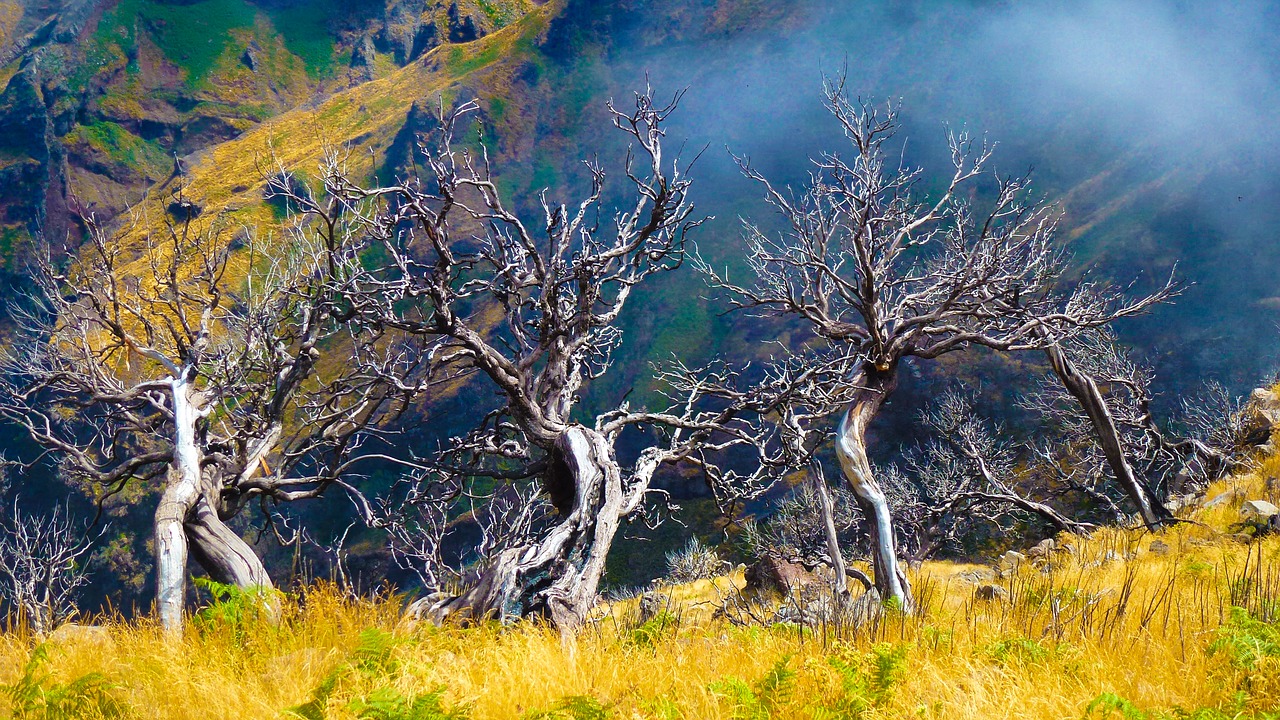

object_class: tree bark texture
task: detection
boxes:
[185,497,272,589]
[420,425,626,631]
[154,373,204,633]
[833,363,913,610]
[811,462,850,602]
[154,371,275,633]
[1042,344,1172,529]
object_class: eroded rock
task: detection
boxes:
[1242,499,1280,522]
[974,584,1008,602]
[743,556,816,597]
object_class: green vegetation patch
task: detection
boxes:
[259,0,341,78]
[65,120,169,174]
[124,0,259,86]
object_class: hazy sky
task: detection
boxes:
[592,0,1280,393]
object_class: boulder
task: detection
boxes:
[974,584,1008,602]
[47,623,114,653]
[1026,539,1055,561]
[1149,540,1171,556]
[743,556,816,596]
[955,568,996,585]
[997,550,1027,576]
[637,591,671,624]
[1241,388,1280,444]
[1241,499,1280,522]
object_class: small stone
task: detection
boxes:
[1149,540,1171,556]
[974,584,1008,602]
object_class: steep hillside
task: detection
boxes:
[0,0,532,267]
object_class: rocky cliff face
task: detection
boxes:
[0,0,528,269]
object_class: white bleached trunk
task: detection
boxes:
[834,363,913,610]
[154,370,204,633]
[417,425,627,632]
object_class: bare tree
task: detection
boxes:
[884,390,1091,561]
[1024,329,1253,521]
[696,77,1175,608]
[302,90,848,631]
[0,190,412,632]
[0,500,96,637]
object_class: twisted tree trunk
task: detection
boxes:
[185,497,272,589]
[154,372,204,633]
[419,425,626,631]
[834,363,912,610]
[155,370,274,633]
[1043,343,1172,529]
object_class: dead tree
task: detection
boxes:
[310,90,844,631]
[0,196,410,632]
[696,77,1176,608]
[0,500,95,637]
[884,390,1091,561]
[1024,329,1253,522]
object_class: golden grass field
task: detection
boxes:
[2,453,1279,719]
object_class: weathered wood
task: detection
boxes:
[416,426,624,631]
[154,371,205,634]
[1043,342,1172,529]
[834,364,912,610]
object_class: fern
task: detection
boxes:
[1084,693,1149,720]
[1,644,123,720]
[522,694,611,720]
[192,577,277,640]
[810,644,906,719]
[629,611,677,648]
[347,685,470,720]
[708,656,794,720]
[286,627,424,720]
[1207,606,1280,670]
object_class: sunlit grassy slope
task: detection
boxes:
[114,2,554,249]
[3,452,1279,719]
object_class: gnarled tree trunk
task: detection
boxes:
[154,372,204,633]
[185,497,272,589]
[419,425,626,631]
[1043,343,1172,529]
[155,371,275,633]
[833,363,912,610]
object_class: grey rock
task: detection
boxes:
[638,591,670,624]
[997,550,1027,576]
[955,568,996,585]
[1027,538,1055,561]
[1149,540,1171,556]
[47,623,113,652]
[1242,499,1280,522]
[974,584,1008,602]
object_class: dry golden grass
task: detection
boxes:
[2,464,1279,719]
